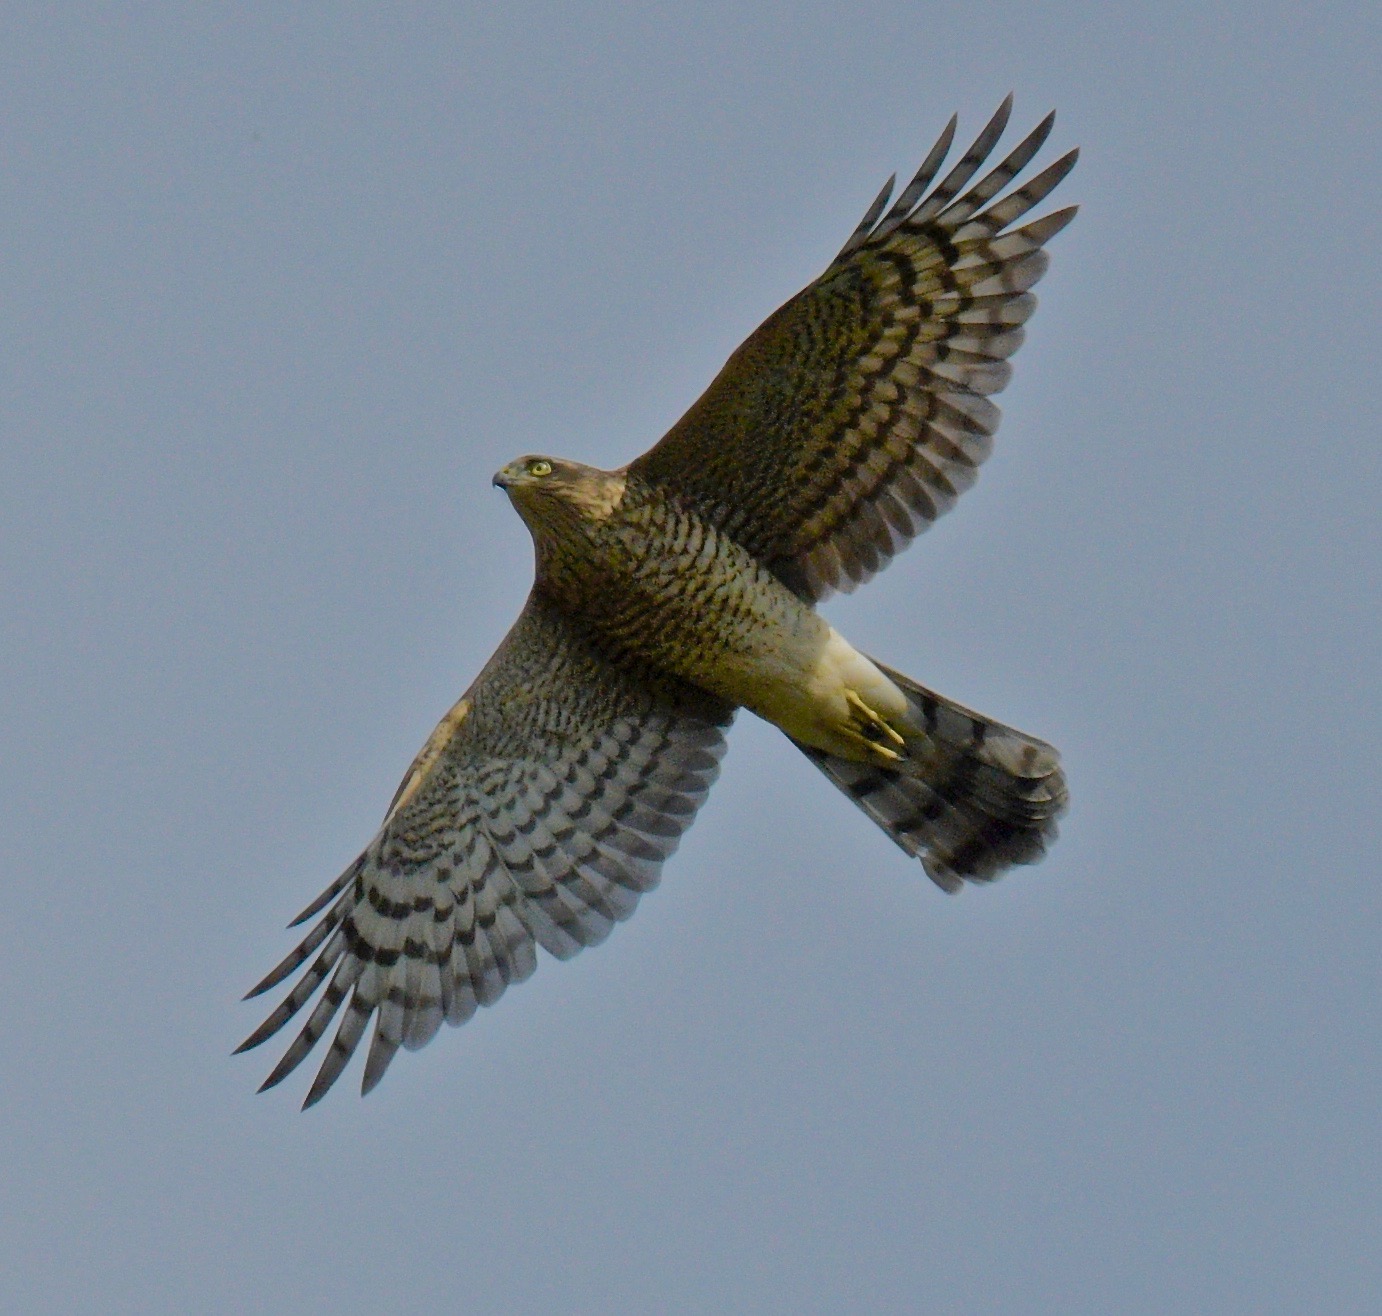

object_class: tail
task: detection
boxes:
[800,663,1068,892]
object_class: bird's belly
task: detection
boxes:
[580,509,907,758]
[611,575,906,758]
[713,623,909,758]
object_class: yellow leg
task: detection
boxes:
[839,728,903,761]
[842,689,907,762]
[845,689,906,746]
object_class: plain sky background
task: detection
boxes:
[2,4,1379,1312]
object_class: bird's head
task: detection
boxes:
[493,456,627,530]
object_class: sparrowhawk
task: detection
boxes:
[240,98,1076,1106]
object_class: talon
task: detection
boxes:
[838,720,904,762]
[845,689,906,748]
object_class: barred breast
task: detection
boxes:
[578,488,907,759]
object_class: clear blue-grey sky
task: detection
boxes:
[3,4,1379,1312]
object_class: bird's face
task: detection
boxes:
[493,456,627,527]
[492,454,563,494]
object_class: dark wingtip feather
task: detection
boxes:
[360,1047,397,1097]
[235,1009,287,1054]
[1011,109,1056,172]
[256,1029,316,1094]
[242,908,336,998]
[301,1069,336,1110]
[960,96,1014,177]
[909,95,1018,227]
[833,173,897,263]
[874,172,898,215]
[1023,202,1080,244]
[289,864,356,927]
[871,114,960,244]
[257,1067,289,1094]
[990,92,1015,136]
[1035,149,1081,199]
[243,953,301,1000]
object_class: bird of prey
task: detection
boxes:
[240,97,1076,1106]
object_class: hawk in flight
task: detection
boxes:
[241,98,1076,1106]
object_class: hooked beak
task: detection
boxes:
[492,469,514,490]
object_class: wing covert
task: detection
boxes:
[238,596,732,1106]
[629,97,1077,600]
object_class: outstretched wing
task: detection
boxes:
[629,97,1077,601]
[238,596,732,1106]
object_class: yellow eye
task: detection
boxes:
[526,459,553,478]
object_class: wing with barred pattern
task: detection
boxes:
[238,596,731,1106]
[629,96,1077,601]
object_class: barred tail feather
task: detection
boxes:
[802,665,1067,891]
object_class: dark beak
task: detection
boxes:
[492,470,512,490]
